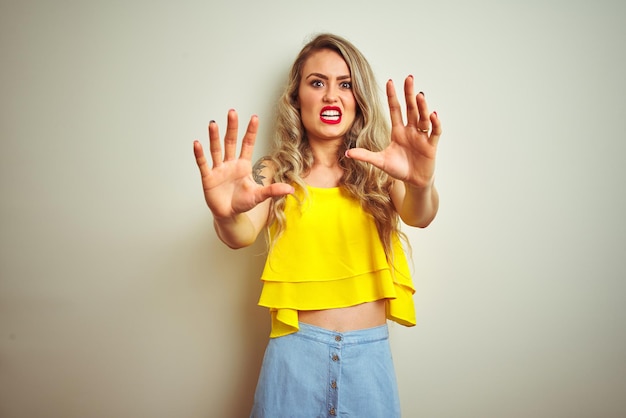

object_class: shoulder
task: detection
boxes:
[252,157,277,186]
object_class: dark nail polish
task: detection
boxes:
[419,91,425,97]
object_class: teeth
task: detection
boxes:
[321,110,340,117]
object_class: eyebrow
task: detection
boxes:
[305,72,351,80]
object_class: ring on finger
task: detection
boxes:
[417,127,429,133]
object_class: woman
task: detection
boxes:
[193,33,441,417]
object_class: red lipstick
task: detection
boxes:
[320,106,342,125]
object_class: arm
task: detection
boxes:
[211,160,280,248]
[193,110,293,249]
[390,179,439,228]
[212,205,268,249]
[346,76,442,228]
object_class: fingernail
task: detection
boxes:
[209,120,215,124]
[344,149,351,158]
[419,91,425,97]
[409,74,414,79]
[433,111,438,117]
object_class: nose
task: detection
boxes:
[323,85,338,102]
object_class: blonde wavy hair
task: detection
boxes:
[266,33,405,260]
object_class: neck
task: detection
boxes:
[305,154,344,188]
[309,140,342,166]
[304,137,345,188]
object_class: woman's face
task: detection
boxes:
[297,49,357,144]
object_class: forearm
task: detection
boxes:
[398,181,439,228]
[213,213,260,249]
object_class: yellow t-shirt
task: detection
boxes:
[258,185,416,337]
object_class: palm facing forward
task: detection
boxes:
[346,76,441,188]
[193,110,293,219]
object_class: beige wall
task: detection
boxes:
[1,1,625,417]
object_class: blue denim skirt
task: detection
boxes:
[250,322,400,418]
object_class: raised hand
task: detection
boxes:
[346,76,441,188]
[193,110,293,219]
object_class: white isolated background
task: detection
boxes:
[1,1,625,417]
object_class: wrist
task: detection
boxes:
[212,213,256,249]
[404,177,435,192]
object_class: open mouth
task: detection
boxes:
[320,106,342,124]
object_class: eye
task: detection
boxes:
[311,79,324,88]
[340,81,352,89]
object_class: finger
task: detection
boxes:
[193,140,211,178]
[208,120,223,167]
[386,79,404,128]
[404,75,419,127]
[239,115,259,161]
[416,92,431,132]
[429,111,442,147]
[223,109,239,161]
[345,147,385,171]
[255,182,295,203]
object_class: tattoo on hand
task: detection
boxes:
[252,160,267,185]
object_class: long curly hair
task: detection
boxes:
[266,33,405,260]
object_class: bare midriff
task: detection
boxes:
[298,299,387,332]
